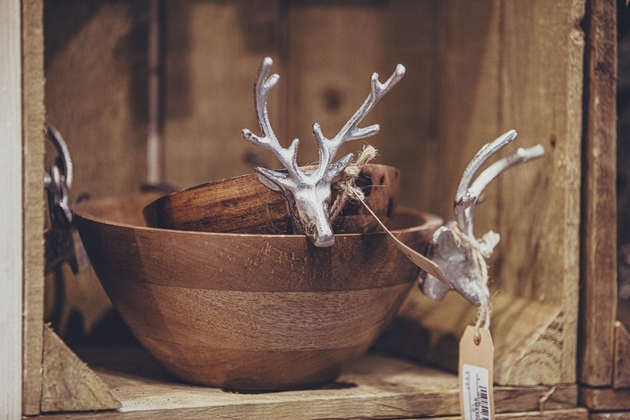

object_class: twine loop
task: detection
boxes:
[330,145,378,219]
[451,224,499,343]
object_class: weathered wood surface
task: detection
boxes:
[580,386,630,412]
[30,350,578,419]
[432,409,588,420]
[375,287,566,386]
[143,164,400,234]
[163,0,280,188]
[22,0,46,415]
[74,193,441,390]
[591,413,630,420]
[41,324,120,412]
[579,0,618,388]
[615,321,630,389]
[0,0,24,417]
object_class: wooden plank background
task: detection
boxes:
[22,0,46,415]
[42,0,585,387]
[0,0,24,417]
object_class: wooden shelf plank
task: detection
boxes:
[27,346,578,419]
[580,386,630,411]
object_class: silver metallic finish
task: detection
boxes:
[242,57,405,247]
[44,119,89,274]
[421,130,545,305]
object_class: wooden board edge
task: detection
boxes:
[21,0,45,415]
[590,413,630,420]
[578,0,618,387]
[375,289,569,386]
[580,385,630,411]
[41,325,121,412]
[0,0,24,417]
[614,321,630,389]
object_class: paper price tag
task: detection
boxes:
[459,326,495,420]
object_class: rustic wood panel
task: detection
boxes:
[286,1,439,213]
[495,0,585,386]
[28,349,578,419]
[615,321,630,389]
[162,0,280,190]
[0,0,24,417]
[41,325,120,412]
[22,0,46,415]
[580,386,630,411]
[591,413,630,420]
[432,409,588,420]
[375,287,567,386]
[44,0,149,199]
[579,0,618,388]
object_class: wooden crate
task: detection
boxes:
[578,0,630,417]
[2,0,610,418]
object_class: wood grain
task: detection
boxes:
[163,0,280,189]
[590,414,630,420]
[580,386,630,411]
[0,0,24,417]
[579,0,618,388]
[21,0,46,414]
[41,324,120,412]
[375,287,566,386]
[143,163,400,234]
[26,350,579,419]
[74,193,441,390]
[615,321,630,389]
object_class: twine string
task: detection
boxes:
[451,224,496,343]
[330,145,378,219]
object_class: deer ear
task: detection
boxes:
[255,167,291,192]
[326,153,353,183]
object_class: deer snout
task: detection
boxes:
[311,223,335,247]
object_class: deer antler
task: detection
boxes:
[421,131,545,305]
[242,57,405,247]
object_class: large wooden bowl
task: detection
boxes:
[142,163,400,235]
[74,193,442,391]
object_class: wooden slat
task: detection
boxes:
[375,288,567,385]
[22,0,45,414]
[494,0,585,385]
[580,386,630,411]
[432,408,589,420]
[614,321,630,389]
[41,325,120,412]
[28,349,578,419]
[579,0,618,387]
[0,0,24,417]
[162,0,281,189]
[590,413,630,420]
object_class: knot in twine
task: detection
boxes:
[330,145,378,219]
[451,224,500,343]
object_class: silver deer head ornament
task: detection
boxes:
[242,57,405,247]
[421,130,545,305]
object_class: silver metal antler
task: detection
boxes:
[421,130,545,305]
[242,57,405,247]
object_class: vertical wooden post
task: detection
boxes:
[0,0,24,417]
[22,0,45,414]
[579,0,618,387]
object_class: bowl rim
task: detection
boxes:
[73,194,443,241]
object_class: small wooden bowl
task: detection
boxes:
[142,163,400,235]
[74,193,442,391]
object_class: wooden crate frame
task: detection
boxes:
[0,0,614,418]
[578,0,630,416]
